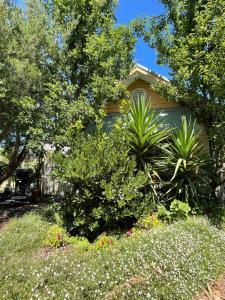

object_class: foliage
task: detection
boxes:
[0,0,137,184]
[0,0,59,184]
[53,127,147,239]
[1,213,225,299]
[40,204,64,226]
[128,98,170,169]
[137,212,164,229]
[93,234,116,251]
[165,116,207,204]
[157,204,172,222]
[157,199,191,222]
[135,0,225,196]
[43,224,67,248]
[43,0,137,150]
[170,200,191,220]
[67,236,90,252]
[127,97,170,200]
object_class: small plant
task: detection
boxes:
[43,225,68,248]
[137,212,164,229]
[157,200,191,222]
[157,204,171,222]
[67,236,90,252]
[170,199,191,220]
[93,234,116,250]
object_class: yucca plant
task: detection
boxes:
[127,97,170,199]
[165,116,206,204]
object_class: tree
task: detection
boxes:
[135,0,225,196]
[43,0,137,148]
[0,0,59,185]
[0,0,136,184]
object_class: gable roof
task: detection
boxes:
[124,63,169,87]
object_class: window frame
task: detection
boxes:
[131,88,147,103]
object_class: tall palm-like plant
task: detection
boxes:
[128,98,170,198]
[165,116,206,204]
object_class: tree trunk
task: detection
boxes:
[0,147,27,185]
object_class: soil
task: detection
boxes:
[194,273,225,300]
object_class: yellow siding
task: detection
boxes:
[106,79,180,113]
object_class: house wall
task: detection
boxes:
[106,79,180,113]
[106,79,209,150]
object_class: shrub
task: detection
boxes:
[137,212,164,229]
[93,234,116,250]
[170,199,191,220]
[53,127,148,239]
[43,224,68,248]
[157,199,191,222]
[165,116,208,204]
[67,236,90,252]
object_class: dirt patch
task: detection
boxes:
[194,273,225,300]
[0,202,48,229]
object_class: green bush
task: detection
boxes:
[157,199,191,222]
[137,212,165,229]
[67,236,90,252]
[53,127,148,239]
[170,199,191,220]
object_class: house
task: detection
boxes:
[105,64,206,138]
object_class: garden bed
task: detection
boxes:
[0,213,225,299]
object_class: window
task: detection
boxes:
[132,88,146,103]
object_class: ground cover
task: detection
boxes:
[0,213,225,300]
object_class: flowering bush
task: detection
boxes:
[93,234,116,250]
[43,224,68,248]
[137,213,164,229]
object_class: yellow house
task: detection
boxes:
[107,63,179,113]
[105,64,207,144]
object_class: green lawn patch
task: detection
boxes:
[0,213,225,299]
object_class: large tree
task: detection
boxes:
[0,0,59,185]
[136,0,225,195]
[0,0,137,184]
[43,0,136,148]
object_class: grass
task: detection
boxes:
[0,213,225,299]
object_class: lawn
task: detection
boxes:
[0,213,225,300]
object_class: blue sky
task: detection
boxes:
[116,0,169,78]
[17,0,169,77]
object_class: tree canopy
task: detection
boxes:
[0,0,59,184]
[0,0,137,184]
